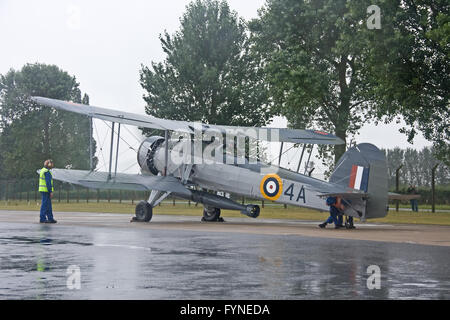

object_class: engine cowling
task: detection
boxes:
[137,136,165,175]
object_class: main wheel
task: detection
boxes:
[134,201,153,222]
[202,207,221,222]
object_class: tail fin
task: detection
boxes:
[330,143,388,219]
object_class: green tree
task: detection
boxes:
[250,0,382,165]
[250,0,449,168]
[0,63,97,179]
[140,0,272,130]
[352,0,449,165]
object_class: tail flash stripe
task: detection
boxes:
[348,165,358,188]
[354,166,364,190]
[349,165,370,192]
[360,167,370,192]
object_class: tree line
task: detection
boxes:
[383,146,449,188]
[0,0,448,180]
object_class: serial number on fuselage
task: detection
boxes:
[281,182,306,203]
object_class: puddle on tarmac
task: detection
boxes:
[0,222,449,299]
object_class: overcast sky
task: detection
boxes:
[0,0,432,177]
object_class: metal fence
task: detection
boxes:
[0,179,150,204]
[0,179,275,208]
[1,179,447,208]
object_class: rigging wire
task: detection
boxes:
[93,120,108,171]
[92,120,142,174]
[287,144,300,170]
[101,120,138,153]
[267,143,297,166]
[122,161,138,173]
[122,124,143,145]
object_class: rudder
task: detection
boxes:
[330,143,388,219]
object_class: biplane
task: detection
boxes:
[31,96,389,224]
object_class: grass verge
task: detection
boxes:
[1,201,449,226]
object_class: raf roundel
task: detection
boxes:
[260,174,283,201]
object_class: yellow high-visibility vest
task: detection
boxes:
[38,167,54,192]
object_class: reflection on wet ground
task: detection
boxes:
[0,222,449,299]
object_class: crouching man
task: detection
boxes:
[319,196,344,229]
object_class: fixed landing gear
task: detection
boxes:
[344,216,356,229]
[130,198,260,223]
[132,190,170,222]
[131,200,153,222]
[201,207,224,222]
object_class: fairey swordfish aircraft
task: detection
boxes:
[31,96,389,226]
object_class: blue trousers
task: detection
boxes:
[325,206,343,226]
[40,192,54,222]
[410,199,418,212]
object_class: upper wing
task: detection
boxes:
[31,96,344,145]
[45,169,191,197]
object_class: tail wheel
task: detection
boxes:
[134,200,153,222]
[202,207,221,222]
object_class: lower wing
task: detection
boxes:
[40,169,191,197]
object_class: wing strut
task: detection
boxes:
[89,114,93,171]
[164,130,169,176]
[114,123,121,176]
[304,144,313,175]
[278,142,284,166]
[296,144,307,173]
[108,122,115,180]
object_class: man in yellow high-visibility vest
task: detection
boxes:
[39,159,57,223]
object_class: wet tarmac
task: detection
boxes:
[1,218,450,299]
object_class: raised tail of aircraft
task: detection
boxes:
[329,143,389,220]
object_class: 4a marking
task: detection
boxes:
[283,183,306,203]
